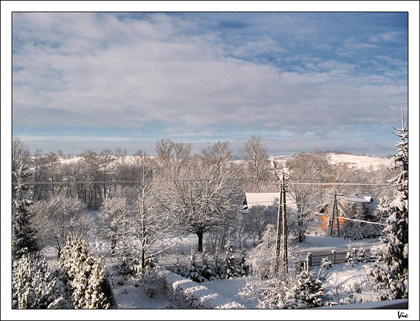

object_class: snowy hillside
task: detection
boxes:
[58,152,391,171]
[269,153,391,170]
[327,153,391,170]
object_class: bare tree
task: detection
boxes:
[98,149,115,198]
[240,136,272,192]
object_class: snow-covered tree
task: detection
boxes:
[282,270,327,309]
[32,195,92,258]
[320,257,333,270]
[243,205,277,244]
[345,244,356,266]
[358,247,368,263]
[12,253,67,309]
[286,150,332,242]
[161,143,242,252]
[238,247,250,276]
[246,224,277,280]
[213,247,226,279]
[184,248,206,283]
[97,196,131,257]
[200,247,217,280]
[133,152,177,270]
[241,229,327,309]
[225,240,239,279]
[12,138,39,259]
[239,136,272,192]
[98,149,115,198]
[366,115,408,301]
[60,236,115,309]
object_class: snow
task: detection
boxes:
[327,153,391,170]
[58,152,391,171]
[202,277,259,308]
[243,192,297,210]
[320,263,376,304]
[113,284,173,309]
[291,235,380,254]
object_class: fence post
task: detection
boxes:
[331,250,336,264]
[306,252,312,273]
[353,248,358,263]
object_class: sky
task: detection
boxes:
[10,10,410,157]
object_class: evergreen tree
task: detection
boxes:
[185,248,206,283]
[12,139,38,259]
[345,244,355,266]
[225,240,238,279]
[358,247,368,263]
[366,114,408,300]
[200,247,217,280]
[213,247,226,279]
[320,257,333,269]
[12,253,67,309]
[283,270,327,309]
[238,247,250,277]
[60,236,115,309]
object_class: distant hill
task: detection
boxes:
[58,152,391,171]
[269,152,391,170]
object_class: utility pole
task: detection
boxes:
[273,162,288,276]
[329,192,335,237]
[334,192,340,237]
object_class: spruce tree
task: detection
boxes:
[60,236,115,309]
[366,114,408,300]
[12,140,38,259]
[225,240,238,279]
[12,253,66,309]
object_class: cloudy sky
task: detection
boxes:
[12,11,408,156]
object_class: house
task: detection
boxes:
[317,194,379,231]
[241,192,297,212]
[337,194,379,219]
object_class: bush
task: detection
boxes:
[320,257,333,269]
[136,267,166,298]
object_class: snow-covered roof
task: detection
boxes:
[337,195,372,204]
[243,193,297,210]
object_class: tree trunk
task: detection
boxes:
[197,231,204,252]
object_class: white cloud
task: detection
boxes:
[12,13,407,155]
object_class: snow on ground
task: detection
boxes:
[58,152,391,172]
[327,153,391,170]
[319,262,378,304]
[202,277,259,309]
[292,235,380,254]
[269,153,391,170]
[113,284,174,309]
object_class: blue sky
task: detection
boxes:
[12,11,409,156]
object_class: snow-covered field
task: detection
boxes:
[269,153,391,170]
[327,153,391,170]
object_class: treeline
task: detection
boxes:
[12,136,396,255]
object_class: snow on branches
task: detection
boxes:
[366,114,408,300]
